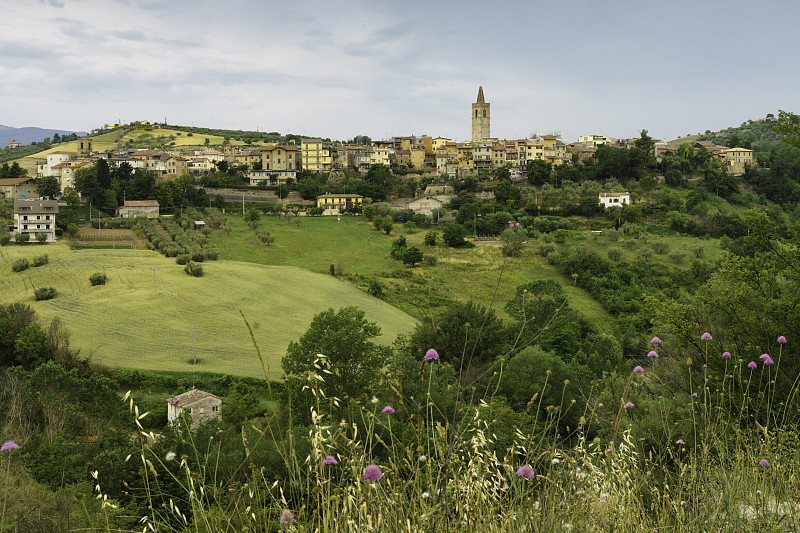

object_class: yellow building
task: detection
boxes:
[720,147,754,176]
[261,144,298,171]
[315,193,363,213]
[301,139,332,172]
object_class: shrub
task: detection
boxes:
[546,251,560,265]
[442,224,467,247]
[0,234,9,246]
[367,279,383,298]
[402,245,423,267]
[190,250,205,262]
[184,262,204,277]
[32,255,49,267]
[607,247,623,261]
[12,258,30,272]
[90,272,107,286]
[203,248,219,261]
[403,221,416,233]
[423,254,438,266]
[34,287,57,301]
[15,233,30,243]
[669,251,688,264]
[651,241,669,254]
[424,231,437,246]
[35,232,48,243]
[176,254,190,265]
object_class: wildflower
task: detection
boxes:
[650,336,662,344]
[760,353,770,359]
[701,332,712,340]
[676,439,686,445]
[362,464,383,482]
[422,491,430,499]
[764,357,775,365]
[759,459,770,468]
[424,348,439,361]
[633,366,645,373]
[280,509,297,524]
[691,393,698,398]
[165,451,177,462]
[624,402,635,408]
[722,351,731,359]
[777,336,787,344]
[516,465,535,479]
[419,455,427,462]
[370,396,379,404]
[748,361,757,369]
[552,458,560,464]
[382,406,395,414]
[323,455,338,465]
[1,440,19,451]
[647,350,659,358]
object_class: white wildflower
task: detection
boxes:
[165,452,177,462]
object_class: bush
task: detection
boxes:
[184,262,204,277]
[13,258,30,272]
[651,241,669,254]
[424,231,437,246]
[34,287,57,301]
[442,224,468,247]
[15,233,30,243]
[402,245,423,267]
[423,254,438,266]
[0,234,9,246]
[607,247,623,261]
[546,251,560,265]
[176,254,190,265]
[89,272,107,286]
[32,255,49,267]
[35,232,48,243]
[367,279,383,298]
[669,251,688,264]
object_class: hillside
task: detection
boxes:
[0,123,88,147]
[0,243,418,378]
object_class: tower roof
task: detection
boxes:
[477,86,485,104]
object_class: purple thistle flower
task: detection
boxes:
[701,332,712,341]
[280,509,297,524]
[382,406,395,414]
[722,351,731,359]
[362,464,383,482]
[676,439,686,445]
[647,350,659,358]
[424,348,439,361]
[759,459,770,468]
[516,465,535,479]
[691,393,698,398]
[759,353,770,360]
[747,361,757,369]
[1,440,19,451]
[764,357,775,365]
[633,366,645,373]
[777,336,787,344]
[322,455,338,465]
[624,402,635,408]
[650,336,662,344]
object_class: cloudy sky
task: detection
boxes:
[2,0,797,142]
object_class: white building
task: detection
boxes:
[13,198,59,242]
[598,192,630,208]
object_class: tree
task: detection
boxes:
[281,307,389,423]
[500,227,524,257]
[527,159,552,186]
[442,223,468,247]
[402,245,423,267]
[36,176,60,198]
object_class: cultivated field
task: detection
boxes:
[0,243,418,378]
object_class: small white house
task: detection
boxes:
[166,388,222,428]
[405,196,443,216]
[13,198,59,242]
[598,192,630,208]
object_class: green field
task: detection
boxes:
[0,243,418,378]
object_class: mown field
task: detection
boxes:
[0,243,418,378]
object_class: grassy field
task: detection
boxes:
[0,243,417,379]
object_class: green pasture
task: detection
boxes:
[0,243,417,379]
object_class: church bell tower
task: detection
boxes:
[471,86,490,142]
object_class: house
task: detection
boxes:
[315,193,363,214]
[406,196,443,216]
[0,177,37,200]
[13,198,59,242]
[166,388,222,428]
[118,200,160,218]
[599,192,630,208]
[165,156,189,179]
[260,144,298,172]
[6,140,21,149]
[301,139,332,171]
[720,147,754,176]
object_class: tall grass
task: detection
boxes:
[87,331,800,532]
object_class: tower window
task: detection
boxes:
[483,110,486,117]
[475,110,478,118]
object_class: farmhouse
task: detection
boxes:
[405,196,443,216]
[315,193,363,214]
[599,192,630,208]
[6,140,20,149]
[117,200,160,218]
[0,177,37,200]
[13,198,59,242]
[166,388,222,428]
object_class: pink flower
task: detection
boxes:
[759,459,770,468]
[691,393,698,398]
[764,356,775,365]
[382,406,395,414]
[633,366,645,373]
[647,351,659,358]
[722,351,731,359]
[362,464,383,481]
[516,465,535,479]
[424,349,439,361]
[759,353,770,360]
[322,455,338,465]
[777,336,787,344]
[701,333,712,341]
[676,439,686,445]
[747,361,757,369]
[1,440,19,451]
[624,402,634,408]
[650,336,662,344]
[280,509,297,524]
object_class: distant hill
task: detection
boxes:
[0,124,88,148]
[668,116,785,152]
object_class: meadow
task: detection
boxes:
[0,242,417,378]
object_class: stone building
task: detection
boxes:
[472,86,490,142]
[166,388,222,428]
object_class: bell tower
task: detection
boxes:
[471,86,490,142]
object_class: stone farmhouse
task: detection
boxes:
[166,388,222,428]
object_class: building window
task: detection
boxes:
[212,405,220,412]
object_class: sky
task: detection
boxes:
[2,0,798,143]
